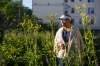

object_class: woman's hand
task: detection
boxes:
[61,44,65,50]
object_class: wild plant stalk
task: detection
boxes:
[44,14,56,66]
[75,4,98,66]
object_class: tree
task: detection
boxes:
[0,0,33,43]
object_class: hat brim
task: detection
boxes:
[59,18,70,20]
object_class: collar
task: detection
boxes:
[63,27,73,32]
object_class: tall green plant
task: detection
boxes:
[0,15,42,66]
[75,4,98,66]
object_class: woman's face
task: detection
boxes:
[62,19,72,28]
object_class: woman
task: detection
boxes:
[54,14,73,66]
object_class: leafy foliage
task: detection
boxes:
[76,4,98,66]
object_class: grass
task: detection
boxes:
[0,16,99,66]
[94,31,100,65]
[80,29,100,65]
[0,29,84,66]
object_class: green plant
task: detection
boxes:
[75,4,98,66]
